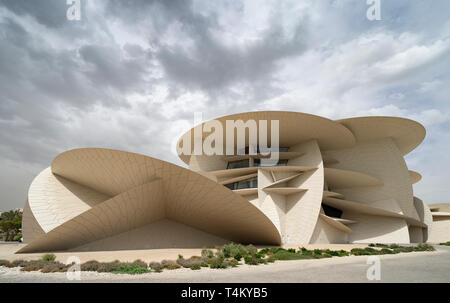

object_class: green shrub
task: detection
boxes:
[389,244,400,249]
[41,254,56,262]
[149,262,164,272]
[368,243,375,247]
[393,246,414,253]
[132,259,147,268]
[438,241,450,246]
[226,259,240,267]
[190,263,202,270]
[209,256,228,269]
[274,250,313,260]
[178,254,184,259]
[13,233,22,242]
[375,243,388,247]
[414,243,435,252]
[234,253,242,261]
[201,248,214,259]
[161,260,181,270]
[266,254,276,263]
[110,263,150,275]
[380,248,395,254]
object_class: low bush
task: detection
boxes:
[389,244,400,249]
[80,260,101,272]
[201,248,214,259]
[41,254,56,262]
[41,262,68,273]
[209,256,228,269]
[414,243,435,252]
[132,259,148,269]
[149,262,164,272]
[177,256,206,268]
[226,259,240,267]
[439,241,450,246]
[161,260,181,270]
[13,233,22,242]
[20,263,42,272]
[110,263,150,275]
[190,263,202,270]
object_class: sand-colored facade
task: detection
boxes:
[20,111,447,253]
[427,204,450,243]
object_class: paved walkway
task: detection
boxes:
[1,245,449,283]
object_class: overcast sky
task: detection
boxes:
[0,0,449,211]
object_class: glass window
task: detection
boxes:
[254,159,288,167]
[227,159,249,169]
[224,177,258,190]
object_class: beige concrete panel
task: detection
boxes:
[19,178,166,253]
[158,159,281,245]
[429,203,450,212]
[263,188,307,195]
[408,226,423,243]
[233,188,258,196]
[22,148,281,252]
[71,219,229,251]
[428,217,450,243]
[188,155,227,173]
[409,170,422,184]
[284,140,324,244]
[323,191,345,199]
[27,167,110,233]
[324,167,383,189]
[219,173,258,185]
[22,199,45,243]
[323,196,425,227]
[343,211,410,244]
[309,217,349,244]
[323,138,419,220]
[431,212,450,217]
[51,148,162,196]
[319,214,352,233]
[337,116,425,156]
[178,111,356,164]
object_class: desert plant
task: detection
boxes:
[161,260,181,270]
[149,262,164,272]
[132,259,148,268]
[41,254,56,262]
[177,256,205,268]
[209,256,228,269]
[414,243,435,252]
[439,241,450,246]
[20,263,42,272]
[190,263,202,270]
[41,262,68,273]
[110,263,150,275]
[201,248,214,259]
[80,260,101,271]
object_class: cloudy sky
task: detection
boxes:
[0,0,449,211]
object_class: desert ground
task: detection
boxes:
[0,242,449,283]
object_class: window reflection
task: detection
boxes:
[224,177,258,190]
